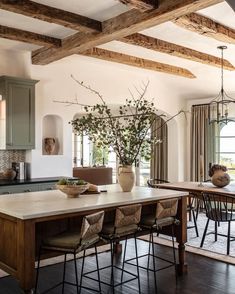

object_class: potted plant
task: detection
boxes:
[70,78,183,192]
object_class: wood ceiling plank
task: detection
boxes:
[121,33,235,70]
[80,47,196,79]
[32,0,223,65]
[118,0,158,12]
[0,25,61,47]
[0,0,101,33]
[174,13,235,44]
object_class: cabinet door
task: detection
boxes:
[38,182,57,191]
[0,184,39,195]
[6,82,35,149]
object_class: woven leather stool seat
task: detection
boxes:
[35,210,104,294]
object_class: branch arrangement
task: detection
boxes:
[67,77,186,166]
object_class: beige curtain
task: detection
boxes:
[190,104,219,181]
[150,116,168,181]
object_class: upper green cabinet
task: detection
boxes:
[0,76,38,150]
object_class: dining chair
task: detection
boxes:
[35,210,104,294]
[200,192,235,255]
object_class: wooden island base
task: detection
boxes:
[0,186,187,292]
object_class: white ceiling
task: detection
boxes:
[1,1,235,100]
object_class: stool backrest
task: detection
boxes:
[156,198,178,220]
[114,204,142,228]
[202,193,235,221]
[80,211,104,241]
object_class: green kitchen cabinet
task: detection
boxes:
[0,76,38,149]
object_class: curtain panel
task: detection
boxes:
[150,116,168,181]
[190,104,218,181]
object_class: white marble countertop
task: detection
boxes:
[0,184,188,220]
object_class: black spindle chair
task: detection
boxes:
[200,192,235,255]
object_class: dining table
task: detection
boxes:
[156,181,235,196]
[0,184,188,293]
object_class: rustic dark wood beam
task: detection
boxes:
[0,24,61,47]
[121,33,235,70]
[174,12,235,44]
[80,47,196,79]
[118,0,158,12]
[32,0,223,65]
[0,0,101,33]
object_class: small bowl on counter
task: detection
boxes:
[56,178,89,198]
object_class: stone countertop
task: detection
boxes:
[0,184,188,220]
[0,177,75,186]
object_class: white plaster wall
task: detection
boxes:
[0,49,186,180]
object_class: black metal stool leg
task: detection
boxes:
[121,236,128,283]
[227,221,231,255]
[192,207,199,237]
[94,245,102,293]
[62,253,67,294]
[147,232,151,271]
[110,241,115,294]
[200,218,210,248]
[171,225,177,283]
[35,246,42,293]
[74,252,79,294]
[134,235,141,293]
[79,249,86,294]
[151,231,157,292]
[215,221,218,242]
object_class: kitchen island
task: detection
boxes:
[0,185,188,293]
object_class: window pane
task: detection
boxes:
[220,138,235,152]
[220,122,235,136]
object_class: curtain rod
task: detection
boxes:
[192,103,210,107]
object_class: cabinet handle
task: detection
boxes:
[6,143,13,146]
[2,191,11,194]
[46,187,53,190]
[24,189,31,192]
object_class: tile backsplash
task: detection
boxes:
[0,150,26,171]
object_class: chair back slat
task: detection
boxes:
[80,211,104,241]
[155,198,178,220]
[202,192,235,221]
[114,204,142,228]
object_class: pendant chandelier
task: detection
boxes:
[208,46,235,124]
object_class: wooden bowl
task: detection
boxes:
[56,184,89,198]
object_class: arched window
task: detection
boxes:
[218,122,235,180]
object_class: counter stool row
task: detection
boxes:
[35,198,180,294]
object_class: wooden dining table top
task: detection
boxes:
[157,181,235,196]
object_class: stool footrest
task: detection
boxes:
[83,264,138,288]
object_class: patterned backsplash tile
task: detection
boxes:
[0,150,26,172]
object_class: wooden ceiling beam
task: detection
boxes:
[121,33,235,70]
[0,0,101,33]
[174,12,235,44]
[80,47,196,79]
[0,25,61,48]
[32,0,223,65]
[118,0,158,12]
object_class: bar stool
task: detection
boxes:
[35,210,104,294]
[125,198,179,291]
[85,203,142,293]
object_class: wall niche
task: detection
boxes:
[42,115,63,155]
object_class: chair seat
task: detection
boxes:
[101,223,139,239]
[42,231,100,253]
[140,215,176,229]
